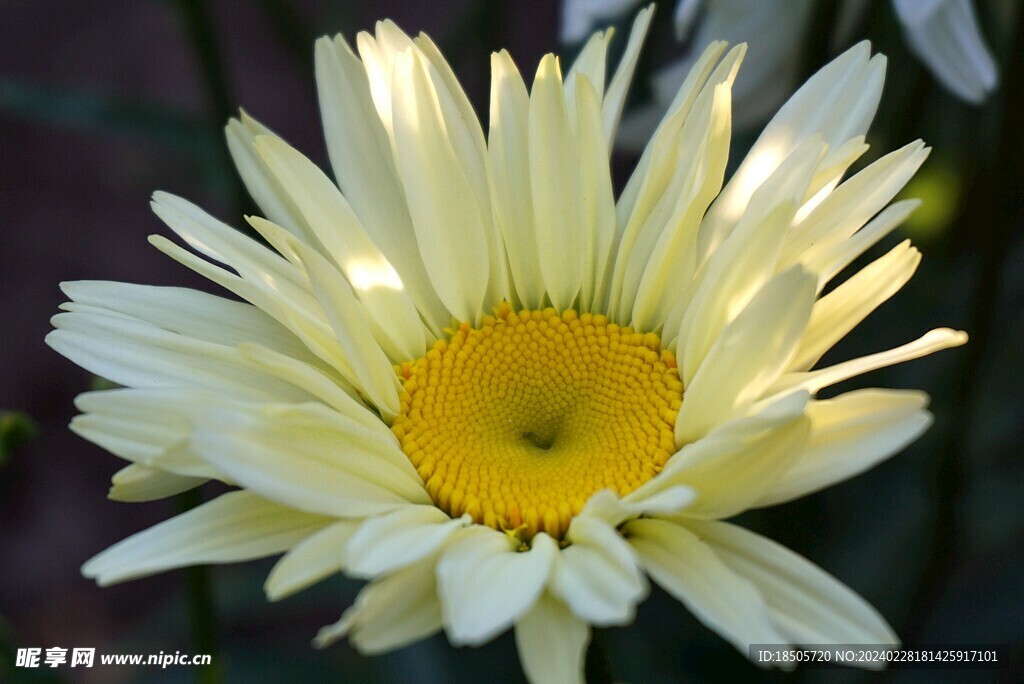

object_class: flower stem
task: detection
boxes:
[175,489,221,684]
[585,628,614,684]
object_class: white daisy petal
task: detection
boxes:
[679,266,817,442]
[626,518,787,655]
[805,199,921,285]
[225,112,311,242]
[290,241,402,418]
[414,34,511,307]
[790,240,921,371]
[191,403,430,518]
[235,342,364,414]
[687,520,900,646]
[437,528,558,646]
[678,136,824,381]
[316,555,443,653]
[757,389,932,506]
[782,141,930,276]
[147,234,357,378]
[355,21,416,140]
[316,36,451,335]
[253,135,427,362]
[82,491,331,586]
[565,27,612,107]
[514,592,590,684]
[771,328,968,395]
[71,389,225,479]
[530,54,586,310]
[584,486,696,527]
[346,506,470,579]
[612,43,743,319]
[659,391,809,519]
[574,75,618,311]
[390,47,491,322]
[47,313,309,403]
[489,50,541,308]
[700,42,885,258]
[603,5,654,144]
[265,519,360,601]
[150,192,310,301]
[628,81,732,333]
[107,464,206,502]
[551,516,648,624]
[59,280,310,358]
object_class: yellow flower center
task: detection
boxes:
[391,304,683,540]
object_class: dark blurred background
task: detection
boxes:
[1,1,1021,682]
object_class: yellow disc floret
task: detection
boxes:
[391,304,683,541]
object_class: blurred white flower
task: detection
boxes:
[563,0,1000,149]
[560,0,640,43]
[891,0,998,103]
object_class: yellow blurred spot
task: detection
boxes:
[900,159,960,240]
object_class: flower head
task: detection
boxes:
[49,7,966,682]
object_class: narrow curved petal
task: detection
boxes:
[59,280,311,359]
[290,238,403,418]
[225,112,312,243]
[628,81,732,333]
[687,520,900,646]
[191,403,430,519]
[770,328,968,395]
[346,506,470,578]
[678,136,823,381]
[391,48,491,322]
[437,528,558,646]
[82,491,331,586]
[316,35,451,335]
[253,135,427,362]
[530,54,585,310]
[660,391,810,519]
[551,516,648,624]
[47,313,308,403]
[603,5,654,143]
[805,199,920,285]
[150,192,310,301]
[489,49,542,308]
[514,592,590,684]
[612,42,742,319]
[107,463,205,502]
[574,75,617,310]
[265,519,360,601]
[585,486,695,527]
[315,555,443,653]
[626,518,787,655]
[236,342,364,414]
[756,389,931,506]
[147,234,358,379]
[70,389,226,480]
[700,42,885,258]
[679,266,816,441]
[790,240,920,371]
[781,141,930,276]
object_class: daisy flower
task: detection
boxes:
[49,7,966,682]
